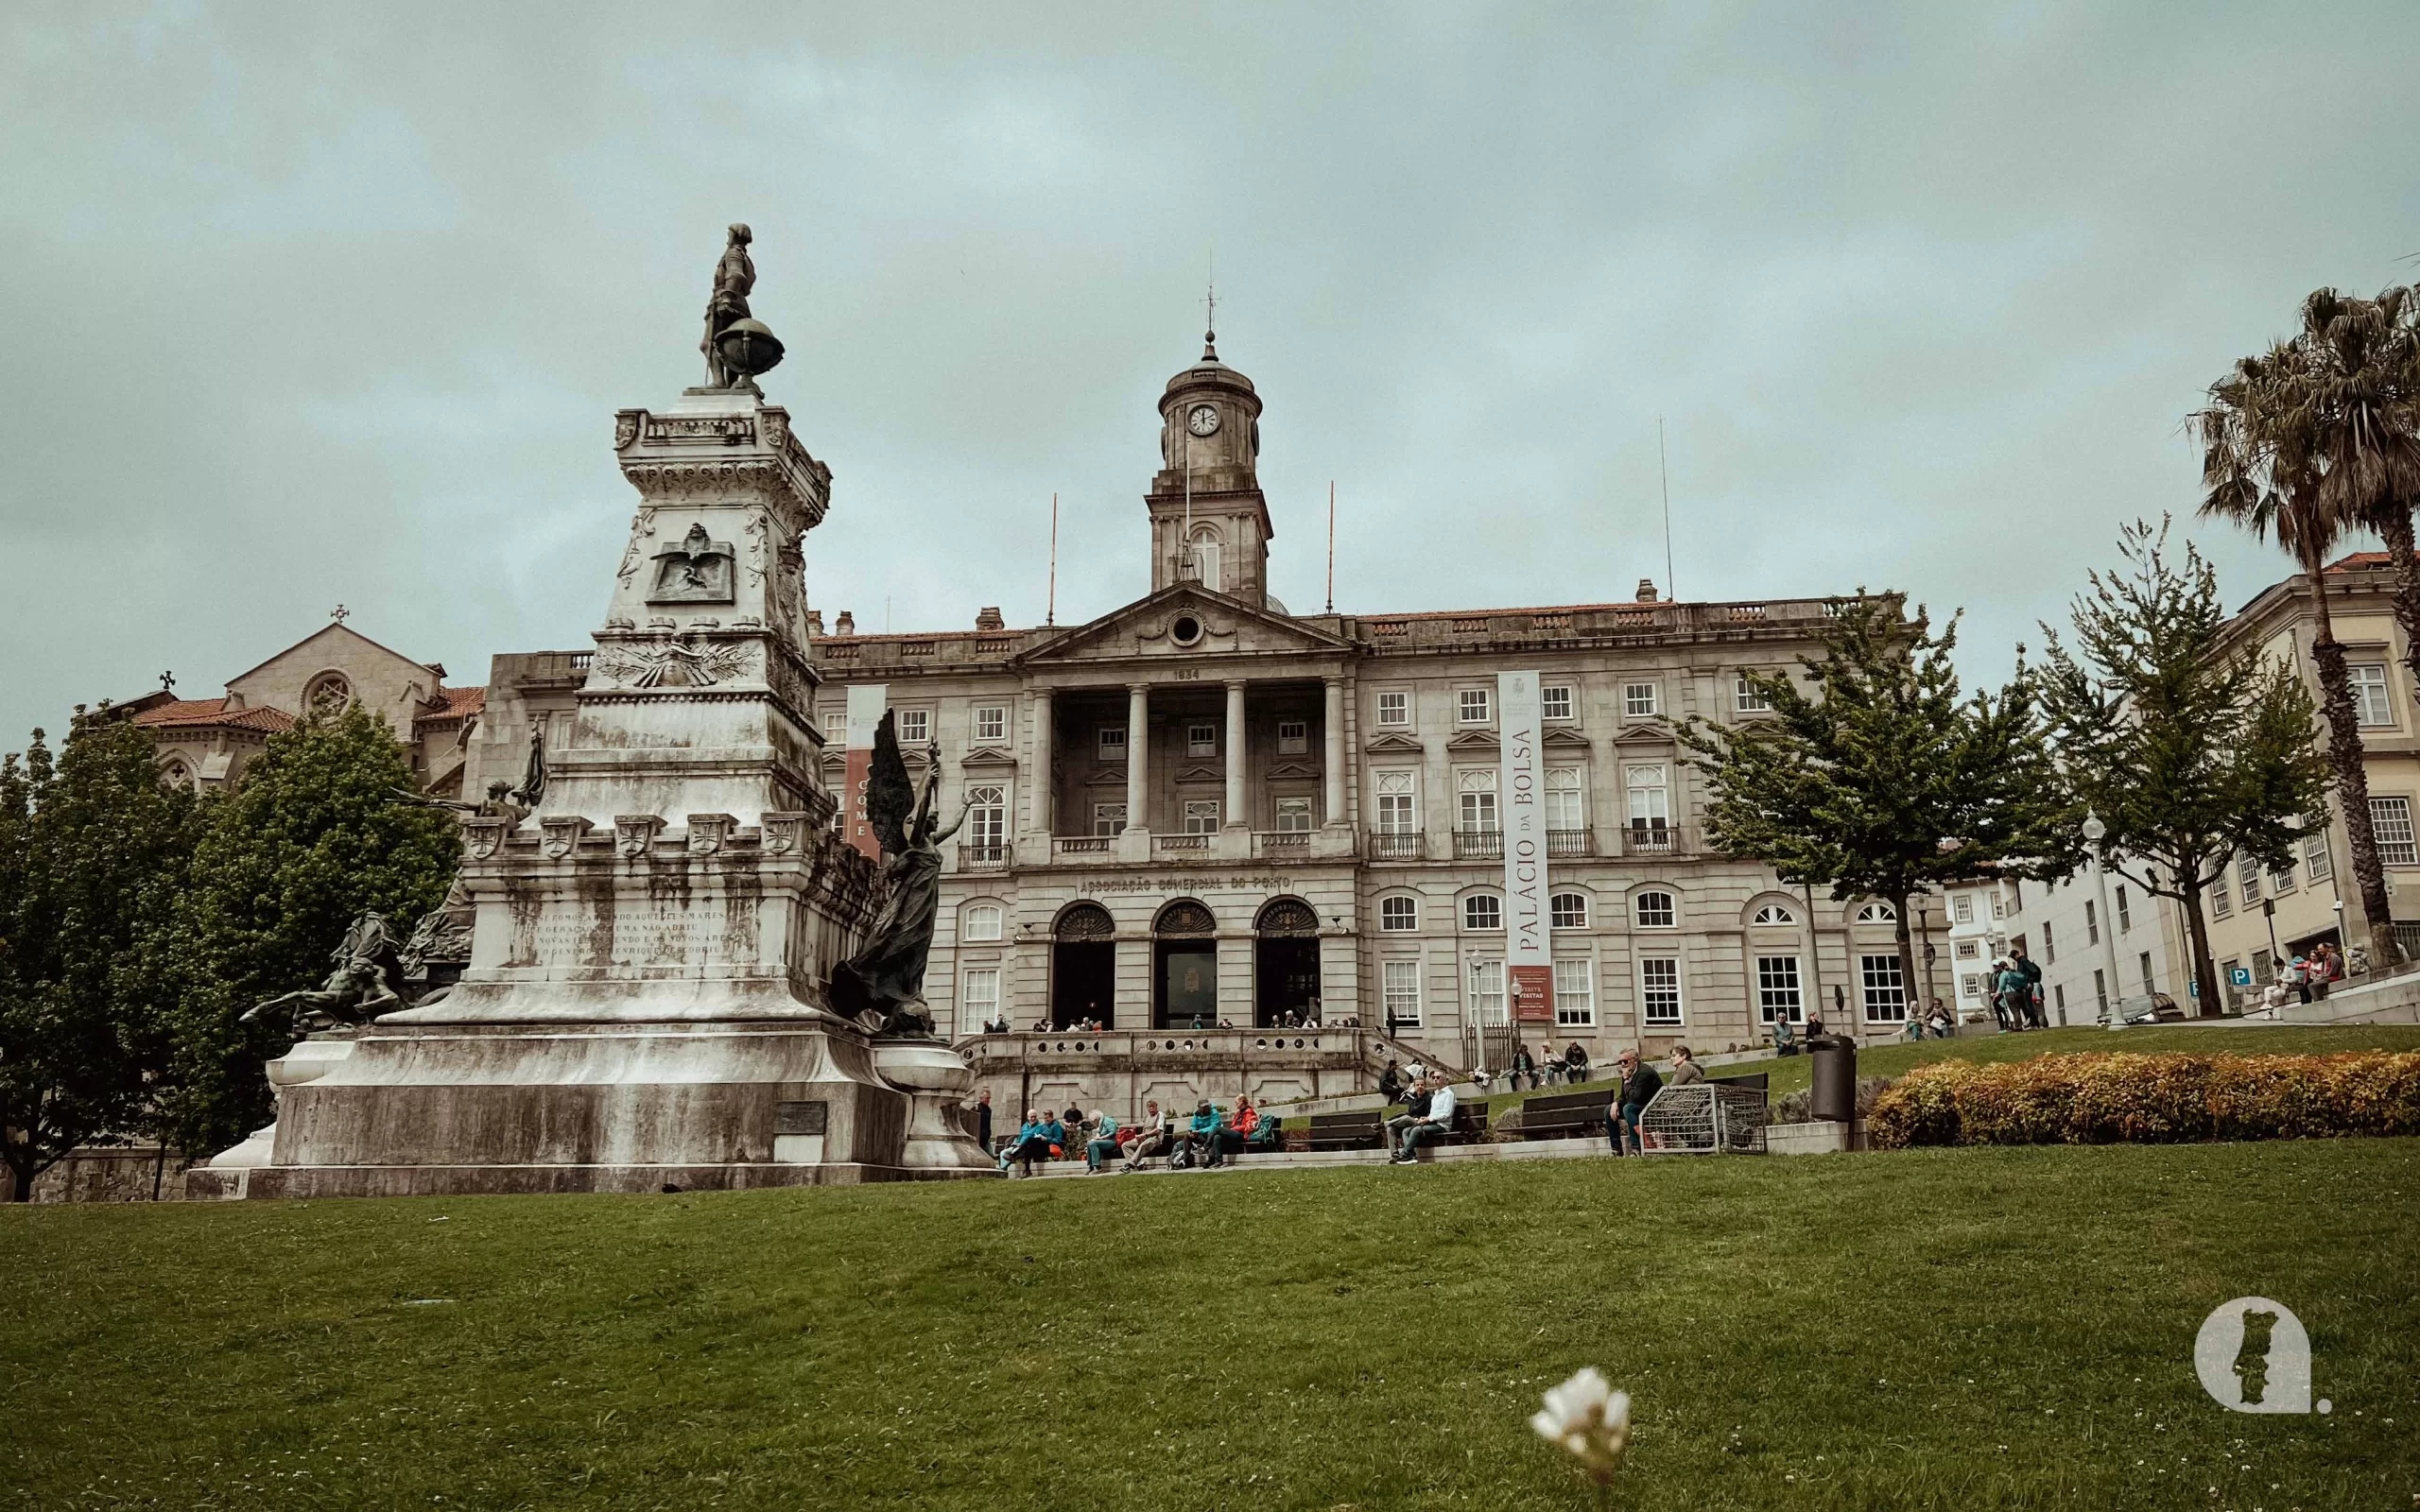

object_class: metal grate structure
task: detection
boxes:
[1636,1083,1769,1156]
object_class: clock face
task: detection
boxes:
[1186,404,1220,438]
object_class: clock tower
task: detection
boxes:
[1148,326,1272,607]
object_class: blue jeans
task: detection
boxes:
[1395,1121,1446,1159]
[1085,1138,1120,1171]
[1618,1102,1646,1155]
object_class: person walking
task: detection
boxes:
[2010,946,2047,1028]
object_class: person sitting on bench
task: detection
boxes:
[1384,1077,1433,1150]
[1120,1100,1172,1172]
[1219,1094,1260,1158]
[1390,1074,1457,1163]
[1181,1101,1227,1169]
[1083,1109,1123,1173]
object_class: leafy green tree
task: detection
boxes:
[146,706,458,1156]
[2038,521,2334,1016]
[2299,288,2420,696]
[2195,295,2407,968]
[1679,595,2073,1022]
[0,708,198,1200]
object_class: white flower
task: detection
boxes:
[1531,1367,1632,1485]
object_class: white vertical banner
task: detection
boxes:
[1498,670,1554,1024]
[842,683,889,859]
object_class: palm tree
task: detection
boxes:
[2304,287,2420,694]
[2194,301,2404,971]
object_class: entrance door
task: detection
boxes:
[1254,937,1322,1025]
[1051,940,1116,1029]
[1156,942,1219,1027]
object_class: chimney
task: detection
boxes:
[834,610,856,636]
[804,610,824,637]
[1635,578,1659,603]
[976,606,1005,631]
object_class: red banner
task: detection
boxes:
[842,684,887,859]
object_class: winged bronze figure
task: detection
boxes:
[829,711,970,1037]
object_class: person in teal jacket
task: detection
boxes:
[1182,1101,1227,1169]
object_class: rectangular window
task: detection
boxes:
[960,967,999,1022]
[1991,893,2006,920]
[1375,770,1419,834]
[1960,972,1982,999]
[1463,895,1503,931]
[2085,899,2099,945]
[1378,895,1419,932]
[2373,796,2419,866]
[2139,951,2155,994]
[2352,662,2394,727]
[2305,833,2333,882]
[1183,799,1221,834]
[1381,959,1423,1027]
[897,709,930,745]
[2269,855,2297,894]
[1754,954,1804,1023]
[2115,885,2131,934]
[1639,957,1683,1025]
[2055,983,2067,1016]
[964,784,1006,848]
[1624,764,1670,834]
[1098,726,1128,760]
[1552,958,1595,1026]
[1459,688,1492,725]
[962,903,1003,942]
[1541,684,1574,722]
[973,705,1006,743]
[1544,767,1584,831]
[1954,894,1974,924]
[2238,853,2262,906]
[1376,691,1409,729]
[1472,959,1507,1025]
[1457,768,1499,833]
[1187,722,1218,757]
[1093,802,1127,836]
[1955,939,1979,959]
[1858,954,1908,1022]
[2211,877,2231,918]
[2094,968,2108,1017]
[1277,719,1308,754]
[1622,682,1659,718]
[1274,796,1313,833]
[1735,673,1772,713]
[2043,920,2056,964]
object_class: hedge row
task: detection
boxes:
[1865,1051,2420,1149]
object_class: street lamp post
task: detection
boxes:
[2083,815,2124,1030]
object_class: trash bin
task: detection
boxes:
[1809,1037,1858,1123]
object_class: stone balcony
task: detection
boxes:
[1010,826,1357,869]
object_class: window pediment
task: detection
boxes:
[1363,731,1425,753]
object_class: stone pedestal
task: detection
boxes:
[199,379,994,1196]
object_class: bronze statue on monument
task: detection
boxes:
[241,909,409,1035]
[829,712,971,1038]
[700,223,785,388]
[389,725,546,826]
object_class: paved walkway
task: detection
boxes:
[1012,1134,1621,1178]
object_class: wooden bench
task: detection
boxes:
[1305,1110,1385,1151]
[1708,1072,1769,1093]
[1501,1090,1609,1142]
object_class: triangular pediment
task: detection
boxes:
[1175,762,1223,782]
[1363,731,1425,753]
[1018,583,1351,667]
[1446,729,1500,750]
[961,745,1017,768]
[1543,726,1591,749]
[1266,760,1320,780]
[1611,721,1678,748]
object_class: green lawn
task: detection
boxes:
[7,1142,2414,1509]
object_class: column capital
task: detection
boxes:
[1224,677,1250,692]
[1127,681,1151,695]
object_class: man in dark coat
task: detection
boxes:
[1610,1049,1664,1155]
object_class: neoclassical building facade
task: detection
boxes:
[780,335,1916,1084]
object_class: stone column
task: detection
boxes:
[1225,679,1248,828]
[1029,687,1053,836]
[1322,676,1346,825]
[1126,684,1150,833]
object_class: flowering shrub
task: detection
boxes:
[1865,1051,2420,1148]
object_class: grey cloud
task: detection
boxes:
[5,1,2417,741]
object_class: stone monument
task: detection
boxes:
[190,232,993,1197]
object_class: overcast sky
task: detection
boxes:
[5,3,2418,745]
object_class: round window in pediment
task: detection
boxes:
[1170,614,1203,646]
[304,673,354,718]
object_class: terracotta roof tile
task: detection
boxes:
[131,698,296,733]
[2327,551,2391,571]
[418,686,486,721]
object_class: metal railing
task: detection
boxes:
[1546,828,1593,858]
[958,844,1009,870]
[1366,830,1424,861]
[1453,828,1504,860]
[1622,823,1685,856]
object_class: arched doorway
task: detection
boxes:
[1050,903,1116,1029]
[1254,897,1322,1025]
[1153,900,1219,1028]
